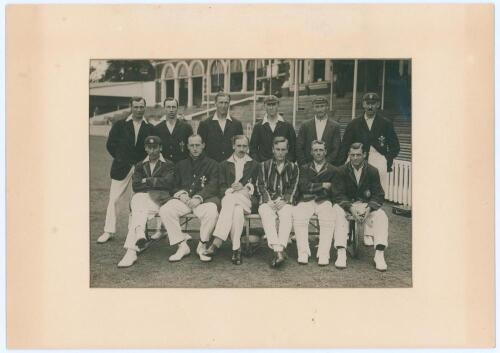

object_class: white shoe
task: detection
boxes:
[150,230,163,240]
[117,249,137,268]
[364,235,374,246]
[335,248,347,269]
[97,232,114,243]
[297,253,308,264]
[196,242,212,262]
[169,241,191,262]
[374,250,387,271]
[318,256,329,266]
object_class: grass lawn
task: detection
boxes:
[90,136,412,288]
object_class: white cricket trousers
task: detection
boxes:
[123,193,159,251]
[368,147,389,195]
[212,192,251,250]
[258,203,294,250]
[293,201,348,260]
[361,207,389,247]
[104,167,134,233]
[159,198,218,245]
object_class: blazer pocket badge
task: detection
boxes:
[364,189,371,198]
[200,175,207,188]
[378,135,386,147]
[179,141,185,152]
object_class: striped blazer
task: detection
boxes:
[257,159,299,205]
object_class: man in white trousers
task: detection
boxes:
[335,142,389,271]
[117,136,175,267]
[98,97,153,243]
[203,135,260,265]
[293,140,349,267]
[257,136,299,268]
[159,134,220,262]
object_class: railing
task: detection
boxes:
[386,159,411,207]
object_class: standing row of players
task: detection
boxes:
[97,92,400,270]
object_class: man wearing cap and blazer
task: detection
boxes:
[249,95,297,162]
[98,96,153,244]
[337,92,400,194]
[197,92,244,162]
[296,96,342,167]
[153,97,193,163]
[117,136,175,267]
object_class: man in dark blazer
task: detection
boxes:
[159,134,220,263]
[293,140,348,268]
[197,92,244,162]
[203,135,260,265]
[337,92,400,194]
[117,136,175,267]
[153,97,193,163]
[334,142,389,271]
[249,95,297,162]
[98,96,153,244]
[296,96,342,166]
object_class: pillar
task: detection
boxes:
[288,60,295,86]
[187,77,193,107]
[399,60,404,76]
[242,70,247,92]
[305,60,314,83]
[174,78,179,101]
[325,60,333,81]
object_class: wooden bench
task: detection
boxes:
[143,213,360,258]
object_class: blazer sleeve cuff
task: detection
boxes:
[174,190,188,199]
[367,201,381,210]
[192,194,204,203]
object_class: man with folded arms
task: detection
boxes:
[117,136,175,267]
[335,142,389,271]
[203,135,260,265]
[159,134,220,262]
[293,140,349,267]
[257,136,299,268]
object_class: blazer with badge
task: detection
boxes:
[173,152,220,208]
[219,155,260,212]
[333,161,385,212]
[337,113,400,171]
[153,118,193,163]
[296,117,342,166]
[297,162,340,204]
[197,115,244,162]
[106,116,153,180]
[132,155,176,206]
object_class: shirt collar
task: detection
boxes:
[350,160,366,172]
[364,112,375,120]
[126,114,148,124]
[262,113,284,125]
[314,115,328,122]
[212,112,232,121]
[228,153,253,163]
[143,153,166,163]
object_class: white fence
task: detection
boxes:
[386,159,411,206]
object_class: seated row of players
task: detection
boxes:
[97,93,395,271]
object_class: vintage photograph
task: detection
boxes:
[89,58,412,288]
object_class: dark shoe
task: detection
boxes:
[231,249,242,265]
[270,252,279,268]
[135,237,148,251]
[276,251,286,266]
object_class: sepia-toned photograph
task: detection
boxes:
[89,58,412,288]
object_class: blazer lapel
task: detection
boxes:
[126,120,136,146]
[358,164,368,189]
[136,120,149,146]
[143,162,152,177]
[151,161,162,177]
[311,119,318,140]
[223,118,233,136]
[322,119,334,142]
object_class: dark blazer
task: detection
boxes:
[296,117,342,166]
[153,118,193,163]
[249,116,297,162]
[106,117,153,180]
[132,157,176,206]
[197,115,244,162]
[219,156,260,212]
[173,153,220,208]
[337,113,400,171]
[333,161,385,212]
[297,162,340,203]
